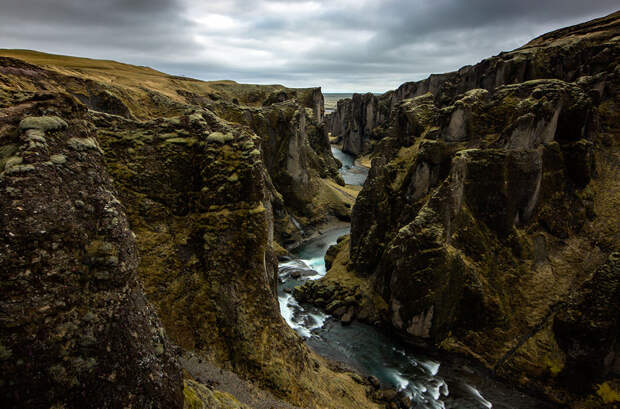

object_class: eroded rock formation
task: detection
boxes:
[0,52,380,409]
[304,11,620,407]
[328,11,620,158]
[210,99,349,246]
[0,92,184,408]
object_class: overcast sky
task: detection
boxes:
[1,1,618,92]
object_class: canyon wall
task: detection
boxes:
[328,11,620,157]
[0,52,379,408]
[0,92,184,408]
[308,11,620,407]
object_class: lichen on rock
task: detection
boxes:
[0,92,184,408]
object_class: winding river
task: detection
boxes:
[277,147,554,409]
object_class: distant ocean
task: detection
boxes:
[323,93,353,114]
[323,92,383,114]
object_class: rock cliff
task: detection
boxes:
[306,11,620,407]
[0,52,380,408]
[0,51,350,247]
[0,92,184,408]
[210,99,349,246]
[328,11,620,157]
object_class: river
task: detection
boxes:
[277,147,555,409]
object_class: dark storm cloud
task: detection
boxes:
[1,0,618,91]
[1,0,182,27]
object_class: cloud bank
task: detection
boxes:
[1,0,617,91]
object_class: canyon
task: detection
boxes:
[0,10,619,409]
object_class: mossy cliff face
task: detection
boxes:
[0,58,382,408]
[89,109,377,407]
[328,10,620,157]
[210,99,347,246]
[0,92,183,408]
[91,108,302,383]
[309,14,620,407]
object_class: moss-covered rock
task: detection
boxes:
[19,115,68,132]
[324,14,620,406]
[210,99,345,245]
[328,11,620,156]
[295,236,388,325]
[183,379,250,409]
[553,252,620,393]
[0,93,184,408]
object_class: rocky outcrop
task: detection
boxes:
[91,107,311,394]
[326,92,392,156]
[313,12,620,407]
[0,92,184,408]
[0,55,383,409]
[210,99,348,246]
[328,10,620,157]
[294,235,388,325]
[553,252,620,393]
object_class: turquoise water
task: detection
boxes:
[276,148,471,408]
[277,229,492,409]
[277,228,555,409]
[276,147,556,409]
[331,145,368,185]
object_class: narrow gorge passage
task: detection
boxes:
[276,147,553,409]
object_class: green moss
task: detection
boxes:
[0,144,18,169]
[165,117,182,126]
[3,155,22,170]
[183,382,203,409]
[226,173,238,182]
[50,154,67,165]
[543,356,564,377]
[4,163,35,174]
[85,240,118,257]
[164,137,196,146]
[67,137,103,153]
[183,379,249,409]
[19,116,67,132]
[597,382,620,404]
[207,132,234,144]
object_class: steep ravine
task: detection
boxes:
[317,11,620,408]
[0,11,618,409]
[277,147,557,409]
[0,52,382,409]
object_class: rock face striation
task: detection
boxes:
[304,11,620,407]
[328,11,620,157]
[210,98,348,247]
[0,93,184,408]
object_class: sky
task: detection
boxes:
[1,1,618,92]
